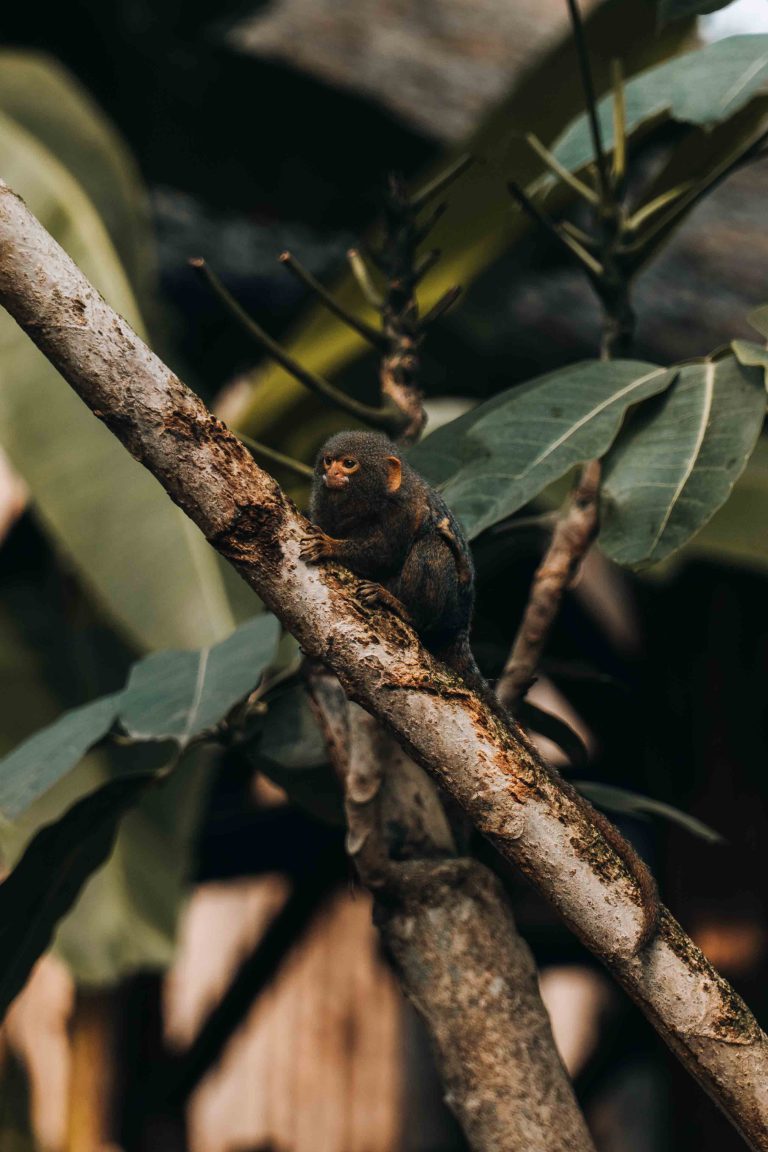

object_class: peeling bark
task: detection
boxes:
[1,182,768,1150]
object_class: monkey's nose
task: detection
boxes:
[323,472,349,490]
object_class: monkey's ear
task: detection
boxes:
[385,456,402,493]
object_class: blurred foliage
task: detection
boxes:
[657,0,737,22]
[0,614,279,1001]
[2,1,768,1014]
[226,0,694,450]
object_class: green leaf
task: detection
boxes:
[599,357,766,566]
[658,0,739,22]
[578,781,724,844]
[747,304,768,339]
[0,615,279,824]
[0,109,235,651]
[0,772,153,1018]
[52,751,212,984]
[732,338,768,386]
[410,361,674,538]
[120,614,281,744]
[685,433,768,571]
[547,36,768,185]
[0,695,120,822]
[622,97,768,272]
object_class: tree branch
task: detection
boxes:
[498,459,601,708]
[308,674,595,1152]
[2,182,768,1150]
[189,258,406,434]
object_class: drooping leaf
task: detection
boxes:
[578,781,724,844]
[0,772,153,1018]
[120,614,281,744]
[52,750,213,984]
[732,338,768,388]
[621,97,768,272]
[546,36,768,187]
[410,361,674,538]
[599,357,766,566]
[748,303,768,338]
[0,110,235,651]
[0,695,120,821]
[0,615,280,824]
[658,0,739,23]
[685,434,768,571]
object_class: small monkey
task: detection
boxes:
[301,430,658,950]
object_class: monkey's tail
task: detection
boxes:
[435,631,659,953]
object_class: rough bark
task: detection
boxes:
[1,182,768,1150]
[337,701,596,1152]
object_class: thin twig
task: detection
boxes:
[278,251,386,349]
[347,248,384,307]
[508,182,604,277]
[410,153,474,212]
[566,0,610,199]
[190,258,405,433]
[237,432,314,480]
[525,132,599,204]
[420,286,463,327]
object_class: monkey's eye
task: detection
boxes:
[322,455,332,468]
[343,458,356,469]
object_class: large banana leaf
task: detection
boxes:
[0,109,235,651]
[229,0,693,443]
[0,51,153,296]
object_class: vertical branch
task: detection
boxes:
[498,461,601,709]
[376,174,428,443]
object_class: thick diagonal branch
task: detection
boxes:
[1,182,767,1150]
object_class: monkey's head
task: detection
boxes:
[312,431,403,508]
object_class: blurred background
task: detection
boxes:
[1,1,768,1150]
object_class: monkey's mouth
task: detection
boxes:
[322,473,349,491]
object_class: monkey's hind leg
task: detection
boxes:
[357,580,414,626]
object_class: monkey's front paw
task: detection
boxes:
[356,580,382,609]
[300,527,334,563]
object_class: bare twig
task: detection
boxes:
[4,183,768,1149]
[508,182,604,278]
[566,0,610,199]
[278,251,386,350]
[237,432,313,480]
[190,258,406,434]
[410,153,474,212]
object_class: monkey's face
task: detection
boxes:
[320,451,360,491]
